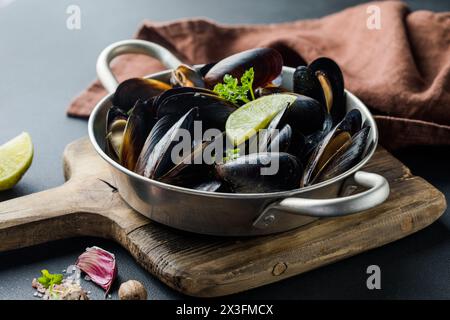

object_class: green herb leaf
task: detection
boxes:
[223,148,241,162]
[213,68,255,104]
[37,269,63,289]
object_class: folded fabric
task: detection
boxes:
[68,1,450,150]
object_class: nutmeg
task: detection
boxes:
[118,280,147,300]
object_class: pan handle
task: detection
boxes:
[96,39,183,93]
[253,171,389,229]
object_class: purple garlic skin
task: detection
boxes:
[76,246,117,294]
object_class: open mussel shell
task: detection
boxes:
[293,57,345,125]
[215,152,302,193]
[301,109,365,186]
[159,133,225,191]
[337,109,362,135]
[293,66,325,106]
[105,106,128,160]
[112,78,171,111]
[134,114,179,175]
[309,57,345,124]
[120,99,155,171]
[204,47,283,89]
[315,126,371,183]
[156,91,237,132]
[170,64,205,88]
[137,107,198,179]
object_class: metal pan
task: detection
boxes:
[88,39,389,236]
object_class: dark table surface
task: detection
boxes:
[0,0,449,300]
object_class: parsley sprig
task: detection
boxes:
[38,269,63,289]
[213,68,255,104]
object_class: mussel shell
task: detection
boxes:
[154,86,215,108]
[134,114,179,175]
[139,108,198,179]
[301,109,358,186]
[301,108,368,186]
[293,66,325,106]
[309,57,345,124]
[159,131,227,189]
[113,78,171,111]
[105,106,128,160]
[337,109,362,135]
[216,152,302,193]
[256,105,288,153]
[309,131,352,184]
[204,48,283,89]
[315,126,370,183]
[157,92,237,132]
[170,64,205,88]
[120,99,155,170]
[159,138,218,190]
[279,94,326,136]
[267,124,292,153]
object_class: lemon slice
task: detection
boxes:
[0,132,33,191]
[226,94,296,146]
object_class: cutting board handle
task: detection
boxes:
[0,183,80,251]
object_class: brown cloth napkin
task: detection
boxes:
[68,1,450,150]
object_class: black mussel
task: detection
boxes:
[309,57,345,123]
[106,106,128,160]
[215,152,302,193]
[153,86,215,108]
[293,66,324,106]
[315,126,370,183]
[255,105,288,153]
[134,114,179,175]
[204,48,283,89]
[120,99,155,171]
[198,62,216,76]
[293,57,345,124]
[337,109,362,135]
[170,64,205,88]
[280,94,326,137]
[305,130,352,185]
[157,92,237,132]
[159,135,222,190]
[267,124,292,153]
[113,78,171,111]
[137,108,198,179]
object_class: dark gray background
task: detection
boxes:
[0,0,449,300]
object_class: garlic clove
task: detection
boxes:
[76,246,117,294]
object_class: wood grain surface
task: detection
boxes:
[0,137,446,297]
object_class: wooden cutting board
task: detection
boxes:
[0,138,446,297]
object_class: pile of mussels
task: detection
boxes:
[105,48,371,193]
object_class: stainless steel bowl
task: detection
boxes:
[88,39,389,236]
